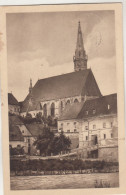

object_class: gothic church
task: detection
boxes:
[20,22,102,118]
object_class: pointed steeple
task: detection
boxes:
[29,78,32,94]
[73,21,88,71]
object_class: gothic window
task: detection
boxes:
[108,104,111,110]
[51,103,55,117]
[40,103,42,110]
[74,99,79,103]
[66,99,70,105]
[61,101,63,113]
[43,104,47,117]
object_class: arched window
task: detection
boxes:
[51,103,55,117]
[74,99,79,103]
[43,104,47,117]
[40,103,42,110]
[66,99,70,105]
[61,101,63,113]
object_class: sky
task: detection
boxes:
[6,10,116,101]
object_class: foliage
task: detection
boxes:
[9,145,24,156]
[33,127,54,156]
[19,113,57,127]
[48,131,71,155]
[33,130,71,156]
[10,158,119,175]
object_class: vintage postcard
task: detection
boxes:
[0,3,126,195]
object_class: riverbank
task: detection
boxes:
[10,158,119,176]
[10,172,119,190]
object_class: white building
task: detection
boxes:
[58,93,118,161]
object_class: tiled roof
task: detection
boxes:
[25,123,45,137]
[9,125,24,141]
[9,115,24,126]
[78,93,117,119]
[8,93,19,105]
[58,102,84,121]
[58,94,117,121]
[21,69,101,112]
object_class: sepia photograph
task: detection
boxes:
[0,3,125,195]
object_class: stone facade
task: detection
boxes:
[73,21,88,71]
[98,146,118,162]
[79,114,118,148]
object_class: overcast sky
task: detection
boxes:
[7,10,116,101]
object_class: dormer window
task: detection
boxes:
[93,109,96,114]
[85,111,88,115]
[108,104,111,110]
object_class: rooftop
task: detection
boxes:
[21,69,101,112]
[9,125,24,142]
[8,93,19,106]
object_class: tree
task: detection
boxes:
[9,145,24,156]
[48,131,71,155]
[36,112,43,123]
[33,127,54,156]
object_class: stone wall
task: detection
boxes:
[98,146,118,162]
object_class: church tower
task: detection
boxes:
[29,78,32,94]
[73,21,88,71]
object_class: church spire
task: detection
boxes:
[73,21,88,71]
[29,78,32,94]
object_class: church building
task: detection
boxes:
[20,22,102,118]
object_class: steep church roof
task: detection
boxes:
[21,69,101,112]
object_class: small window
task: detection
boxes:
[61,123,63,127]
[86,136,88,141]
[108,104,111,110]
[74,129,77,132]
[67,123,69,126]
[104,134,106,139]
[85,126,88,130]
[111,133,113,138]
[85,111,88,115]
[67,130,70,133]
[103,123,106,128]
[74,122,76,125]
[93,109,96,114]
[93,125,96,129]
[110,122,113,127]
